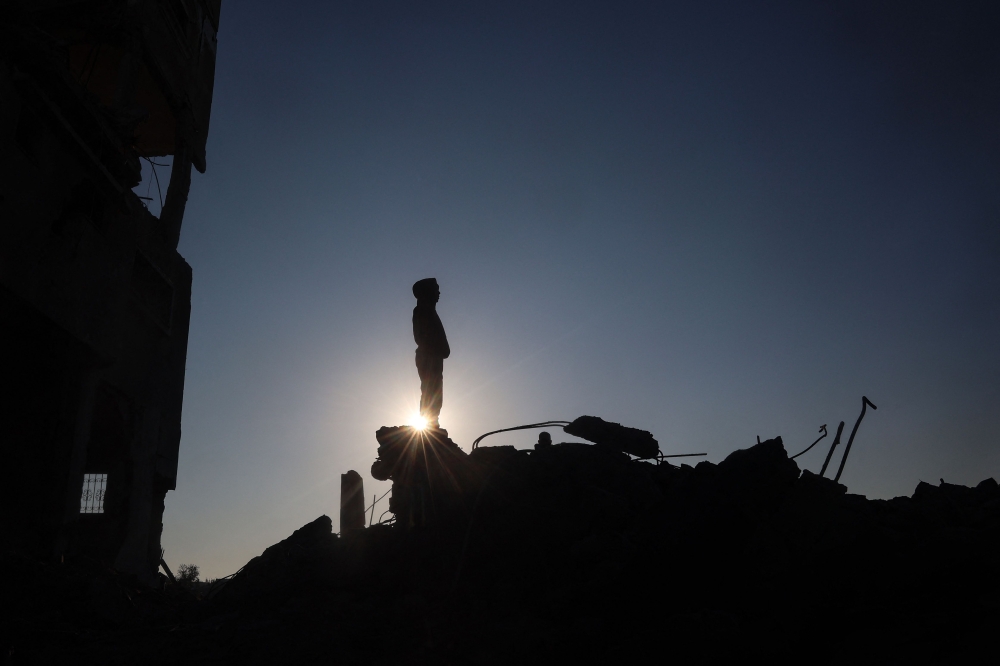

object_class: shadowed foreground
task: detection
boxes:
[6,437,998,664]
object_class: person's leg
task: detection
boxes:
[416,350,435,425]
[425,357,444,427]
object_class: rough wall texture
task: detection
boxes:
[0,0,219,583]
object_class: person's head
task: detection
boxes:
[412,278,440,303]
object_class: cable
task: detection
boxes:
[471,421,572,450]
[142,157,167,210]
[363,487,392,522]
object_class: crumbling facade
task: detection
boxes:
[0,0,220,583]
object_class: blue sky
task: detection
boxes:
[159,1,999,578]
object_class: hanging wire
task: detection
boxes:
[142,157,168,211]
[471,421,572,450]
[470,419,707,465]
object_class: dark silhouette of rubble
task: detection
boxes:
[372,425,470,527]
[8,434,997,664]
[563,415,660,458]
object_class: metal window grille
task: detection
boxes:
[80,473,107,514]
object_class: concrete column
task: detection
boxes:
[340,470,365,532]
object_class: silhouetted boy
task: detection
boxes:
[412,278,450,429]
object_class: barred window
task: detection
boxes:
[80,474,107,514]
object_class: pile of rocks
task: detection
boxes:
[198,433,999,663]
[6,434,998,664]
[370,425,472,527]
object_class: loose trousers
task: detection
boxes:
[416,350,443,425]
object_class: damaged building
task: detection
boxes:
[0,1,220,583]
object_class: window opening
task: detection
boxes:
[80,473,107,513]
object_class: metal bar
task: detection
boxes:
[819,422,846,478]
[834,397,877,483]
[791,425,828,460]
[160,558,176,583]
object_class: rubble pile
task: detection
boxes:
[5,434,999,664]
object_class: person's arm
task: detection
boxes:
[413,307,426,348]
[440,330,450,359]
[432,312,450,359]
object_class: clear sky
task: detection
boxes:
[156,1,999,579]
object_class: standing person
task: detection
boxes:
[412,278,450,429]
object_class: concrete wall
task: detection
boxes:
[0,1,217,584]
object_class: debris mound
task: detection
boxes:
[7,437,999,664]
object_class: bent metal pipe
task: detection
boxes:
[819,421,846,478]
[834,396,878,483]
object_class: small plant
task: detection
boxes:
[177,563,200,585]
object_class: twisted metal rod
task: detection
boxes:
[834,396,877,483]
[819,422,846,477]
[790,424,828,460]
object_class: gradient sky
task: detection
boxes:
[152,1,999,579]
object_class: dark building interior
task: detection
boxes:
[0,0,220,584]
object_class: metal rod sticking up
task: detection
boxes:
[834,396,877,483]
[819,421,846,477]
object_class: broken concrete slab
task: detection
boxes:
[563,415,660,459]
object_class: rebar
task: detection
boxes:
[834,396,877,483]
[819,421,846,477]
[790,424,828,460]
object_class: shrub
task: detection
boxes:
[177,563,200,584]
